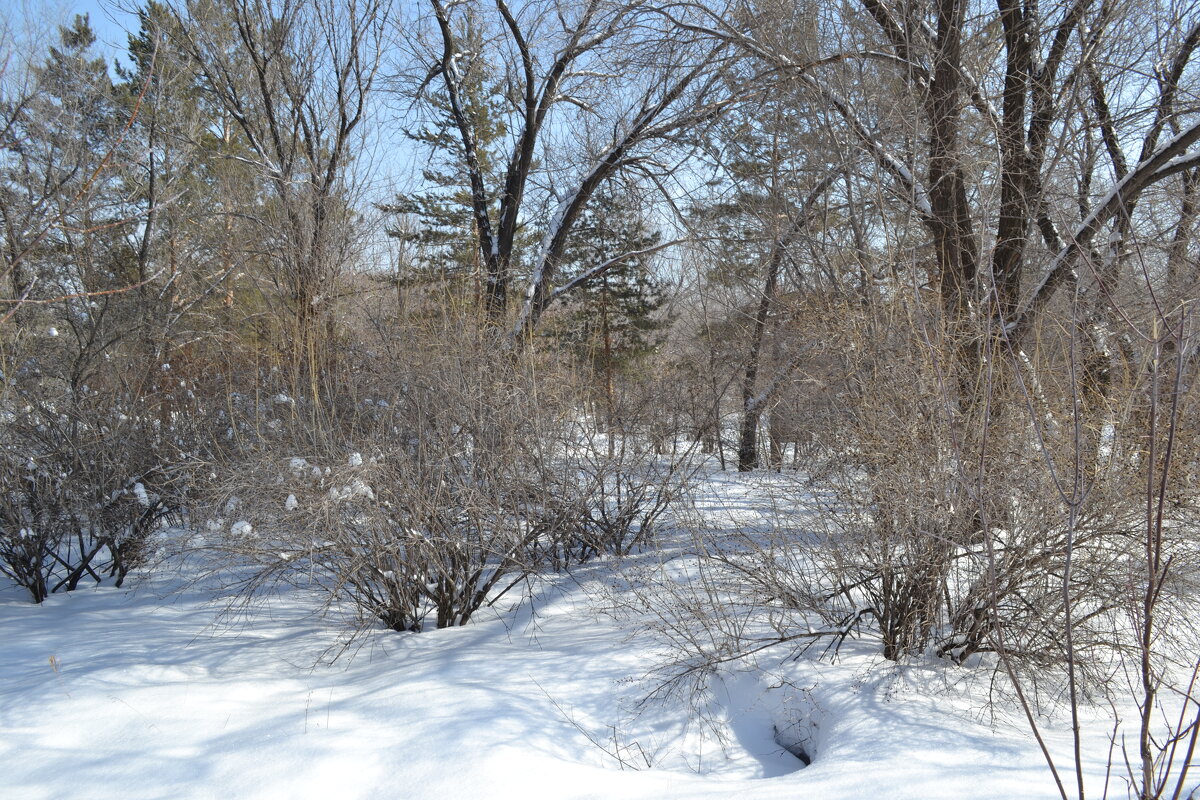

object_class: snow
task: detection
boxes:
[0,468,1188,800]
[328,479,374,503]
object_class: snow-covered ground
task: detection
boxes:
[0,468,1177,799]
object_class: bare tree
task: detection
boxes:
[403,0,743,343]
[165,0,392,395]
[733,171,835,470]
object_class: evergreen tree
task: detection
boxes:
[550,184,670,402]
[380,14,510,301]
[116,1,266,346]
[4,15,128,306]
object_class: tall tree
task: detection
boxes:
[1,16,117,309]
[381,11,510,303]
[165,0,392,395]
[0,13,146,386]
[408,0,742,342]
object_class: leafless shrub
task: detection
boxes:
[629,294,1196,716]
[0,373,194,601]
[554,435,697,565]
[201,316,690,633]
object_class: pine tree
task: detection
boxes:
[555,187,669,371]
[549,184,670,436]
[690,91,834,470]
[380,13,510,306]
[7,15,128,303]
[0,11,161,385]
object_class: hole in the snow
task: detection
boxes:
[773,720,816,767]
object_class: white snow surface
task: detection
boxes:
[0,469,1166,800]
